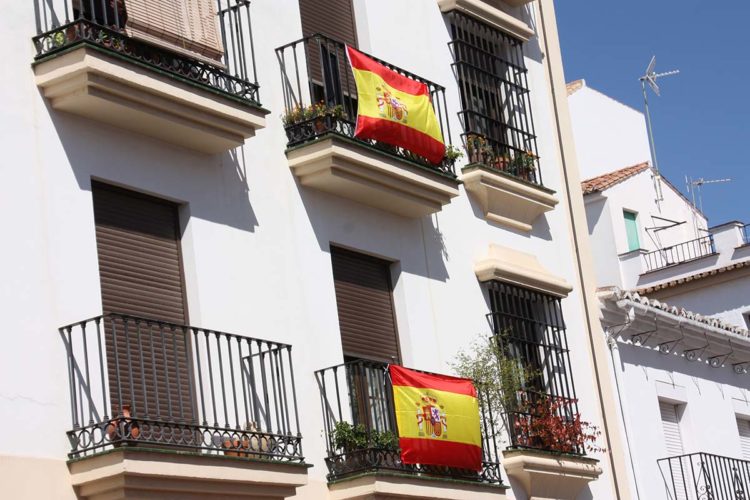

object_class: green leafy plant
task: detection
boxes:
[330,421,399,454]
[510,150,537,173]
[443,144,464,163]
[281,102,345,127]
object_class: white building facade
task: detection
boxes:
[0,1,630,499]
[569,80,750,499]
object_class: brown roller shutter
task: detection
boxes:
[331,247,400,363]
[92,182,193,425]
[299,0,358,103]
[123,0,224,64]
[299,0,358,45]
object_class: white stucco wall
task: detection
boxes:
[568,82,652,179]
[0,1,616,499]
[611,340,750,500]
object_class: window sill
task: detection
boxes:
[502,449,602,500]
[436,0,535,41]
[461,164,558,232]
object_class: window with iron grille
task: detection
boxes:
[447,12,541,184]
[487,281,580,451]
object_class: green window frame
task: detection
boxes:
[624,210,640,251]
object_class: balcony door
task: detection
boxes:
[331,246,400,433]
[92,182,194,426]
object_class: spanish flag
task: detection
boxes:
[390,365,482,471]
[346,46,446,165]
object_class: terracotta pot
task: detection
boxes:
[106,404,140,441]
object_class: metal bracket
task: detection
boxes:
[657,322,684,355]
[708,340,734,368]
[683,332,710,362]
[630,316,658,347]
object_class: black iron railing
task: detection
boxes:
[488,282,584,455]
[643,235,716,272]
[61,313,303,461]
[315,360,503,484]
[275,34,455,176]
[658,453,750,500]
[33,0,261,105]
[446,12,542,185]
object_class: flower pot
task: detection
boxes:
[106,404,140,441]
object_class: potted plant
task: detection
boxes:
[443,144,464,168]
[222,422,270,459]
[105,404,140,441]
[510,150,538,181]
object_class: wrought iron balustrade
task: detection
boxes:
[446,11,542,186]
[275,34,456,176]
[488,282,584,455]
[32,0,261,105]
[61,313,303,461]
[643,235,716,272]
[658,452,750,500]
[314,359,503,484]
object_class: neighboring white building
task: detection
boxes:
[569,80,750,499]
[0,1,630,499]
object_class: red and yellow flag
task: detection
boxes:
[389,365,482,471]
[346,46,446,165]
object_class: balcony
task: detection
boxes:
[33,0,267,153]
[642,235,716,272]
[61,313,306,499]
[315,360,505,499]
[276,35,460,218]
[658,453,750,499]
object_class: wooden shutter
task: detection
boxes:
[660,401,684,456]
[738,418,750,460]
[299,0,357,45]
[93,182,193,424]
[299,0,358,103]
[331,247,400,363]
[123,0,224,64]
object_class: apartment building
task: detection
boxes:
[569,79,750,498]
[0,1,626,498]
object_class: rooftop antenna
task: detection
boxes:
[639,56,679,206]
[686,176,732,214]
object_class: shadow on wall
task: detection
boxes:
[294,184,450,282]
[47,107,259,233]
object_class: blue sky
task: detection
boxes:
[557,2,749,225]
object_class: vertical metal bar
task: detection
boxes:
[171,325,186,420]
[215,332,229,427]
[226,335,240,428]
[159,322,174,420]
[80,321,94,425]
[245,2,258,85]
[278,347,292,435]
[286,346,300,435]
[64,326,78,428]
[193,329,208,426]
[238,337,251,428]
[94,317,108,420]
[111,316,124,416]
[123,318,137,416]
[204,331,218,427]
[246,339,261,426]
[147,322,161,418]
[257,340,272,431]
[136,320,149,417]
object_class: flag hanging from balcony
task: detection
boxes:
[389,365,482,471]
[346,46,446,165]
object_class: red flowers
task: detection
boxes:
[512,393,604,454]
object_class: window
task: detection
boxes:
[330,247,400,364]
[738,417,750,460]
[488,281,579,450]
[623,210,640,251]
[447,12,540,183]
[659,401,684,456]
[744,312,750,330]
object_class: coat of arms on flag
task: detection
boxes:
[346,46,446,165]
[389,365,482,471]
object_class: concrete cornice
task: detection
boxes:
[437,0,535,41]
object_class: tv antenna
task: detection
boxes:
[686,176,732,214]
[639,56,679,205]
